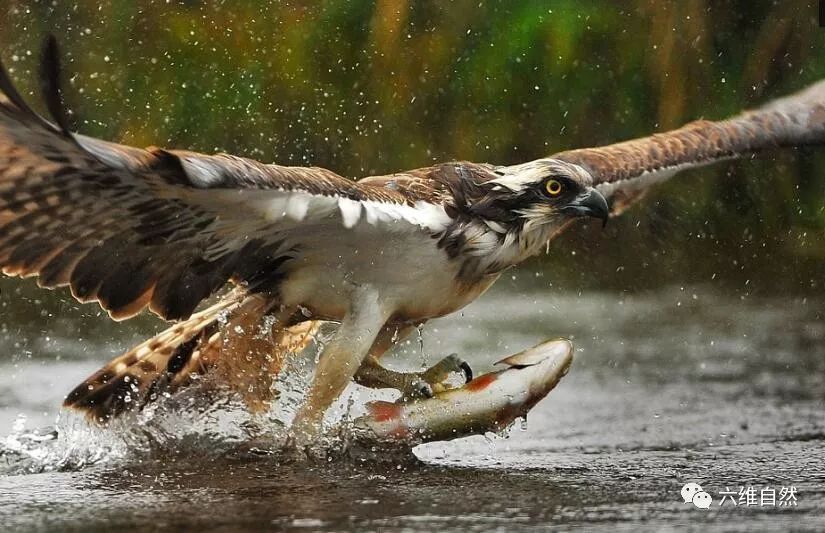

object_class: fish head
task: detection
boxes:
[494,337,574,410]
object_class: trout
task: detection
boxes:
[351,338,573,445]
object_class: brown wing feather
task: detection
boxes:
[0,41,446,323]
[552,80,825,191]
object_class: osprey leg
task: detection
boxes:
[354,325,473,397]
[290,289,388,443]
[355,355,435,398]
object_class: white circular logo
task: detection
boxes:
[681,483,712,509]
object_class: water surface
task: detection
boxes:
[1,285,824,531]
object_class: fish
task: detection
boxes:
[349,338,574,445]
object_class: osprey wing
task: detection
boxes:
[0,39,450,322]
[551,80,825,208]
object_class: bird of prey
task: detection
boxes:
[0,38,823,442]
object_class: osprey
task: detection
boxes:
[1,38,823,442]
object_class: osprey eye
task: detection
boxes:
[545,179,563,197]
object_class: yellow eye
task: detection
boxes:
[545,179,563,196]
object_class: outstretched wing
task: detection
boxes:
[0,39,450,322]
[551,81,825,207]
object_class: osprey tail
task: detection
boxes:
[63,297,239,423]
[64,294,320,424]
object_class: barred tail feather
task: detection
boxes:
[64,294,322,424]
[63,296,242,423]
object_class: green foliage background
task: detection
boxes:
[0,0,823,299]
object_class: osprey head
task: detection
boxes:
[477,158,609,232]
[443,158,609,273]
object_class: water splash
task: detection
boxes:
[1,412,133,474]
[0,341,418,473]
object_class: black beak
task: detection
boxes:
[561,188,610,227]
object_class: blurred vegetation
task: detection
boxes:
[0,0,823,301]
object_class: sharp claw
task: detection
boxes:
[459,360,473,383]
[418,353,473,390]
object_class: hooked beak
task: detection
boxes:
[561,187,610,227]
